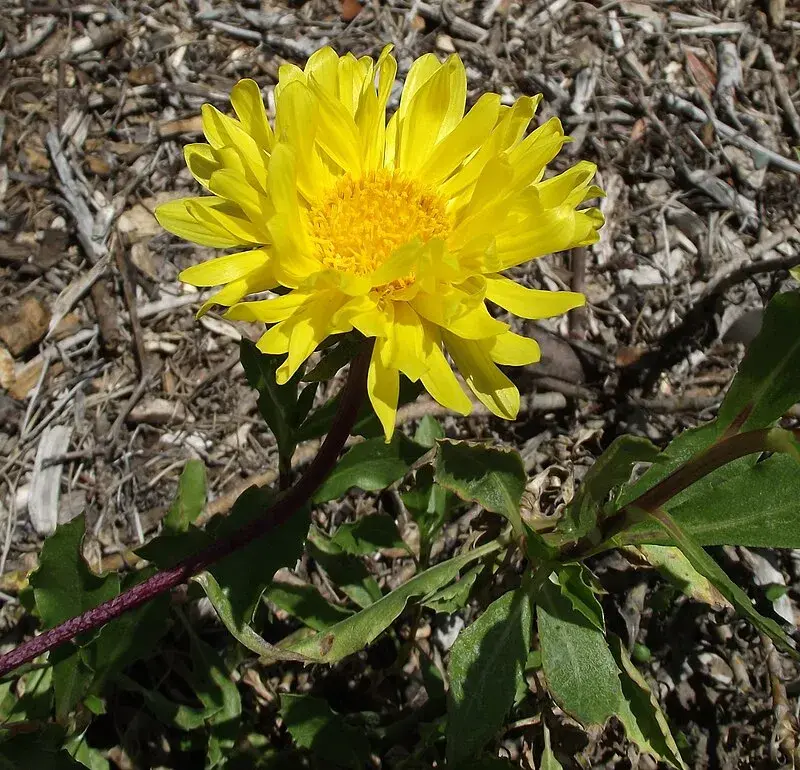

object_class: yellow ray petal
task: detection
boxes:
[442,332,519,419]
[179,248,271,287]
[257,320,291,355]
[230,78,274,151]
[487,331,541,366]
[184,144,220,189]
[155,198,246,248]
[507,117,569,189]
[207,168,271,224]
[307,77,362,174]
[196,264,278,316]
[386,302,428,381]
[420,332,472,416]
[484,274,585,319]
[201,104,264,174]
[186,198,266,245]
[368,338,399,442]
[225,290,310,323]
[535,160,597,208]
[445,303,507,340]
[397,54,441,123]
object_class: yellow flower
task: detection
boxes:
[156,46,603,440]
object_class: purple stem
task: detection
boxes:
[0,344,372,678]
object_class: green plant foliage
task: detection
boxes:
[281,539,502,663]
[414,415,445,448]
[435,440,526,534]
[30,515,119,630]
[314,434,427,502]
[264,579,354,631]
[422,565,480,613]
[280,694,371,769]
[402,465,454,562]
[540,722,564,770]
[164,460,207,533]
[446,586,532,765]
[330,513,408,556]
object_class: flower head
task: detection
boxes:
[156,46,603,439]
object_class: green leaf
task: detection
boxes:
[282,539,503,663]
[164,460,206,533]
[552,565,604,632]
[307,526,382,608]
[240,339,301,461]
[561,435,660,540]
[313,434,427,503]
[458,759,517,770]
[264,580,354,631]
[636,545,730,609]
[280,694,370,769]
[541,722,564,770]
[609,637,687,770]
[717,291,800,431]
[435,440,526,534]
[330,514,408,556]
[185,624,242,726]
[446,586,532,765]
[30,515,119,630]
[51,645,93,724]
[2,666,52,723]
[623,454,800,549]
[422,565,480,614]
[0,728,84,770]
[414,415,444,449]
[302,335,361,382]
[68,735,109,770]
[644,509,797,657]
[207,487,310,624]
[192,571,307,664]
[402,466,453,560]
[116,674,207,731]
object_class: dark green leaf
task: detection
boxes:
[164,460,206,533]
[280,694,370,769]
[458,759,517,770]
[541,722,564,770]
[446,587,532,766]
[116,674,207,731]
[51,645,93,724]
[264,580,353,631]
[422,566,480,614]
[30,515,119,630]
[185,625,242,726]
[307,526,381,608]
[435,440,526,534]
[68,735,109,770]
[240,339,300,461]
[552,565,604,632]
[0,728,83,770]
[717,291,800,431]
[414,415,444,449]
[402,466,453,560]
[561,436,660,540]
[282,539,503,663]
[314,434,427,503]
[331,514,408,556]
[2,666,52,723]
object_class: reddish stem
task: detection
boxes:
[0,344,372,678]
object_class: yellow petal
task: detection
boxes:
[196,264,277,316]
[257,321,291,355]
[179,248,271,287]
[225,291,310,323]
[397,54,441,123]
[420,330,472,415]
[507,117,569,189]
[421,93,501,186]
[484,274,585,319]
[535,160,597,208]
[487,331,541,366]
[386,302,429,381]
[184,144,220,189]
[207,168,271,224]
[201,104,264,175]
[442,332,519,419]
[307,77,362,174]
[304,46,340,96]
[230,78,274,151]
[445,303,507,340]
[368,338,399,442]
[267,144,313,253]
[155,198,246,248]
[186,198,265,245]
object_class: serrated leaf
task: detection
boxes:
[330,514,408,556]
[164,460,206,533]
[636,545,731,610]
[192,571,307,664]
[30,515,119,630]
[282,539,502,663]
[562,436,660,540]
[280,694,370,769]
[264,580,354,631]
[308,526,382,608]
[313,434,427,503]
[644,509,797,657]
[435,440,525,534]
[446,586,532,765]
[609,637,687,770]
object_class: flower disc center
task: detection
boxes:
[309,170,450,277]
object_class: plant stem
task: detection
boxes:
[0,343,373,679]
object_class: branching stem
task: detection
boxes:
[0,343,373,679]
